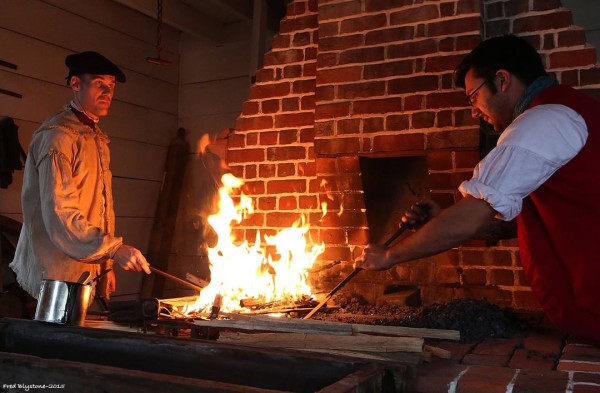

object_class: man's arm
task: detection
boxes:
[473,219,517,244]
[37,147,122,262]
[356,196,497,270]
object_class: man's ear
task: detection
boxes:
[496,69,510,91]
[69,76,81,91]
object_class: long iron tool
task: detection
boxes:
[150,266,204,292]
[304,205,430,320]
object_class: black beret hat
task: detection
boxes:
[65,51,126,84]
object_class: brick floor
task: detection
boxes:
[511,369,569,393]
[508,348,558,370]
[405,323,600,393]
[558,344,600,373]
[462,352,510,367]
[572,385,600,392]
[455,365,515,393]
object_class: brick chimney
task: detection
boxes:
[226,0,600,309]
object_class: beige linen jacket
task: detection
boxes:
[10,106,122,298]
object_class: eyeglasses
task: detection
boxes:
[466,79,488,106]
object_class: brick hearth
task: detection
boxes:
[224,0,600,309]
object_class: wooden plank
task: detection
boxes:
[109,138,168,182]
[101,102,177,147]
[0,69,71,123]
[112,178,160,218]
[193,316,353,336]
[353,324,460,341]
[0,28,69,85]
[43,0,180,48]
[423,345,452,359]
[0,48,178,118]
[179,77,249,117]
[319,364,388,393]
[0,70,177,146]
[218,331,424,353]
[1,318,374,392]
[113,0,225,44]
[198,314,460,340]
[114,217,154,252]
[180,37,252,84]
[141,131,190,298]
[0,0,179,83]
[0,352,272,393]
[290,348,423,367]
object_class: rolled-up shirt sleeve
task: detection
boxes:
[459,104,587,221]
[37,149,122,262]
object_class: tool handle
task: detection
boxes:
[383,225,410,248]
[383,203,431,247]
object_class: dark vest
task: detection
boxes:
[517,84,600,338]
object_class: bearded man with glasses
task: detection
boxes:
[356,35,600,343]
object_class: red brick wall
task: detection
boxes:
[228,0,600,309]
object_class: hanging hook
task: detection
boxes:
[147,0,172,66]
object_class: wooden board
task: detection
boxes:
[218,331,424,353]
[0,0,179,84]
[103,138,168,182]
[0,28,179,114]
[0,351,274,393]
[0,69,177,146]
[112,178,161,218]
[190,314,461,341]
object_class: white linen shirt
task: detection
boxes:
[459,104,588,221]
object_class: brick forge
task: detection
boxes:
[226,0,600,310]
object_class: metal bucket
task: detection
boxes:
[34,279,92,325]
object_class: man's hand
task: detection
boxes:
[401,198,440,229]
[354,243,396,271]
[112,244,151,274]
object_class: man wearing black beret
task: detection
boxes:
[10,51,150,305]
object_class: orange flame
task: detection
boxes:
[183,173,325,315]
[196,133,211,155]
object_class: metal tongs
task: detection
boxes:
[304,204,430,319]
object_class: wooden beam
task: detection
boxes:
[352,323,460,341]
[295,348,424,367]
[218,331,424,353]
[0,352,267,393]
[193,315,351,335]
[193,314,461,340]
[424,345,452,359]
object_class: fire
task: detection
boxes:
[183,173,325,315]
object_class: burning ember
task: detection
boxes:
[182,173,325,315]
